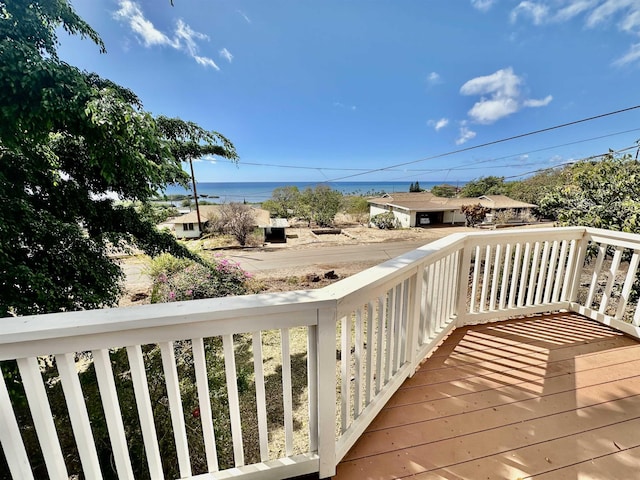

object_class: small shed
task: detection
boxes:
[259,217,290,243]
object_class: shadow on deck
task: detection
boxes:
[334,312,640,479]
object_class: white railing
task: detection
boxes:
[2,227,640,480]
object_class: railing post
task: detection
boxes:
[568,230,589,304]
[407,266,423,375]
[317,304,337,478]
[456,241,473,326]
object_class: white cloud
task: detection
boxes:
[460,67,552,124]
[428,118,449,131]
[509,0,640,64]
[220,48,234,63]
[237,10,252,24]
[333,102,357,111]
[456,125,477,145]
[427,72,442,84]
[114,1,220,70]
[471,0,497,12]
[510,1,549,25]
[613,42,640,66]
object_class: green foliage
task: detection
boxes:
[371,211,398,229]
[298,185,343,227]
[0,0,237,316]
[506,169,565,205]
[539,153,640,231]
[409,181,423,192]
[430,185,457,197]
[459,176,507,197]
[261,186,300,218]
[149,253,249,303]
[136,202,179,224]
[461,203,491,227]
[344,196,371,224]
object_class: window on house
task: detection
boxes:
[184,223,195,231]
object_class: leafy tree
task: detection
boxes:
[136,202,180,225]
[459,176,507,198]
[371,211,398,229]
[344,196,371,224]
[506,169,566,205]
[262,185,301,218]
[298,185,343,227]
[218,203,258,246]
[409,181,423,192]
[431,184,457,197]
[0,0,237,316]
[539,153,640,230]
[461,204,491,227]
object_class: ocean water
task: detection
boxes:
[162,181,465,204]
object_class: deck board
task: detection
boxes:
[333,313,640,479]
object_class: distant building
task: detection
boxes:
[170,205,274,239]
[368,192,536,227]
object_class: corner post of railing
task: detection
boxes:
[456,237,473,327]
[316,303,338,478]
[407,265,424,375]
[567,228,590,305]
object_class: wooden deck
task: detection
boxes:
[333,313,640,479]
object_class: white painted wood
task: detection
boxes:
[340,314,350,433]
[280,328,294,457]
[443,255,453,323]
[365,301,374,403]
[55,352,103,479]
[480,245,491,312]
[426,263,436,337]
[534,241,551,305]
[393,284,403,373]
[436,260,445,328]
[568,236,589,303]
[353,309,363,417]
[552,240,569,303]
[126,345,163,479]
[527,242,542,306]
[316,308,337,479]
[306,326,318,453]
[0,366,34,480]
[617,251,640,321]
[544,240,560,304]
[508,243,522,309]
[518,242,532,307]
[470,245,481,313]
[456,242,473,323]
[585,244,606,308]
[600,247,623,315]
[489,244,502,311]
[222,334,245,467]
[190,453,320,480]
[250,332,269,462]
[159,341,191,478]
[499,243,512,310]
[92,349,135,479]
[384,289,395,383]
[449,250,460,319]
[16,357,67,479]
[399,280,410,365]
[192,337,219,471]
[375,296,385,394]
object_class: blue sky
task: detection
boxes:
[59,0,640,183]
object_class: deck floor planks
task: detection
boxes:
[333,313,640,479]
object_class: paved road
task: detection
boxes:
[224,239,432,273]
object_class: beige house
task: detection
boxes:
[368,192,536,227]
[170,205,272,239]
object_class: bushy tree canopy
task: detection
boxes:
[0,0,237,316]
[459,176,507,198]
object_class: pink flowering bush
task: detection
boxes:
[149,253,249,303]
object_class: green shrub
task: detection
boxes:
[371,211,398,229]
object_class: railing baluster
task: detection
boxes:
[92,349,135,479]
[489,244,502,311]
[126,345,163,479]
[0,367,34,480]
[159,341,191,478]
[222,334,244,466]
[55,352,103,479]
[393,284,403,373]
[534,241,550,305]
[280,328,294,456]
[385,289,395,383]
[508,243,522,309]
[518,242,531,307]
[470,245,481,313]
[600,247,623,314]
[480,245,491,312]
[543,241,559,304]
[527,242,541,306]
[449,250,460,319]
[375,296,385,393]
[317,307,337,479]
[354,308,363,418]
[192,337,220,471]
[365,301,374,405]
[552,240,569,303]
[586,244,606,308]
[340,314,350,433]
[426,263,436,336]
[15,357,67,479]
[616,251,640,320]
[251,332,269,462]
[499,243,512,310]
[307,326,319,453]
